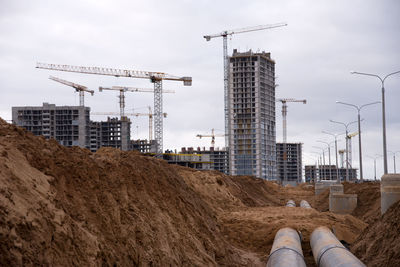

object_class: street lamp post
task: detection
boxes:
[366,155,377,181]
[389,151,400,174]
[330,119,358,182]
[317,140,335,181]
[336,101,380,183]
[322,131,343,183]
[311,151,322,181]
[313,146,326,180]
[351,70,400,174]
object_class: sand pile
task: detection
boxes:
[352,200,400,267]
[0,118,378,266]
[0,119,252,266]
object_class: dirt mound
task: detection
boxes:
[343,182,381,224]
[352,200,400,267]
[0,118,374,266]
[178,168,282,211]
[0,119,253,266]
[313,189,330,212]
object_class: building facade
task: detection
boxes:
[89,117,131,152]
[180,147,228,174]
[12,103,133,152]
[276,143,302,184]
[12,103,90,148]
[228,49,276,179]
[304,165,358,182]
[164,148,212,170]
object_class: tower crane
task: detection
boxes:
[346,131,359,169]
[203,23,287,158]
[196,129,226,148]
[91,108,167,141]
[49,76,94,106]
[36,62,191,156]
[276,98,306,183]
[98,86,174,120]
[276,98,307,143]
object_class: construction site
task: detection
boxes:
[1,3,400,264]
[1,118,400,266]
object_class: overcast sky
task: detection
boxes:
[1,0,399,180]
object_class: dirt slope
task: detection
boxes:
[0,119,373,266]
[0,120,252,266]
[344,182,381,224]
[352,200,400,267]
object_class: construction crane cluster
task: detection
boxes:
[92,106,167,142]
[39,23,288,161]
[37,62,192,156]
[98,86,174,119]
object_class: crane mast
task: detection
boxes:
[148,106,153,141]
[204,23,287,174]
[37,62,191,156]
[276,98,306,183]
[49,76,94,106]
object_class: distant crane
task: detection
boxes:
[196,129,226,148]
[98,86,174,120]
[36,62,191,156]
[276,98,306,183]
[203,23,287,155]
[49,76,94,106]
[91,108,167,141]
[346,131,359,169]
[276,98,307,143]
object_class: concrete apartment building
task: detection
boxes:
[304,165,358,182]
[89,117,131,152]
[276,143,302,184]
[304,165,317,182]
[12,103,131,152]
[12,103,90,148]
[228,49,277,180]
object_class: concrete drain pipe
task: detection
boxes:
[286,200,296,207]
[300,200,312,209]
[310,226,366,267]
[267,227,306,267]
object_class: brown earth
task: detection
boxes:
[0,118,394,266]
[343,182,381,224]
[352,200,400,267]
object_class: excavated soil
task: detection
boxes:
[352,200,400,267]
[344,182,381,224]
[0,118,395,266]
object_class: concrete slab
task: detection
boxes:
[329,193,357,214]
[381,174,400,215]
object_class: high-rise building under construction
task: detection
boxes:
[228,49,277,180]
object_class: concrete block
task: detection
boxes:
[381,174,400,215]
[329,193,357,214]
[315,180,337,195]
[329,184,344,195]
